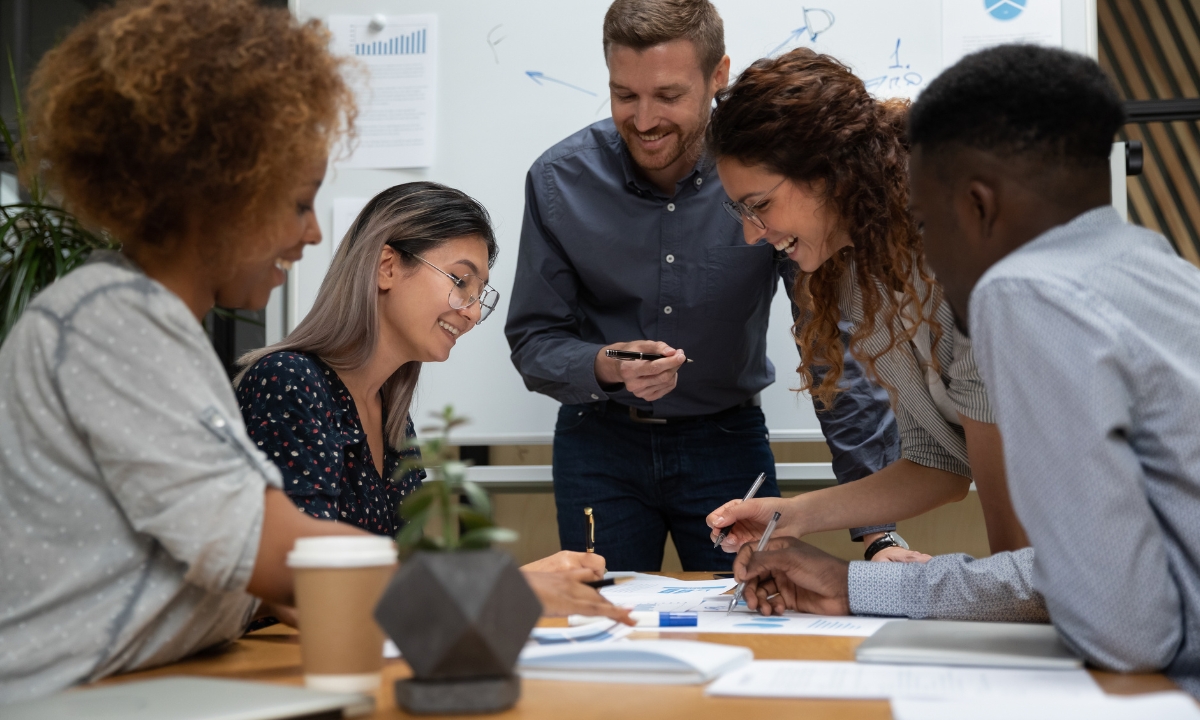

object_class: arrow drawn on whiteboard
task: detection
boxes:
[525,71,598,96]
[767,8,835,56]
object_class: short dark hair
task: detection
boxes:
[602,0,725,77]
[909,45,1125,167]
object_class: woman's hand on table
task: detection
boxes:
[707,496,798,552]
[522,570,634,625]
[733,536,852,616]
[520,550,606,580]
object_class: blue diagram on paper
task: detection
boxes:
[985,0,1027,21]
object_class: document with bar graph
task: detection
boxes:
[328,14,437,168]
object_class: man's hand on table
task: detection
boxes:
[733,536,853,617]
[594,341,686,402]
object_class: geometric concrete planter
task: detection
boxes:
[374,549,542,714]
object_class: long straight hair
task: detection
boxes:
[236,181,498,447]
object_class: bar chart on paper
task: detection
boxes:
[353,27,427,56]
[327,14,437,169]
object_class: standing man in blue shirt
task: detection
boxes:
[505,0,897,571]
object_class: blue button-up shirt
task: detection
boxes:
[505,120,898,509]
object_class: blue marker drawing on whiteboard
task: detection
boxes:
[525,71,597,97]
[985,0,1027,21]
[863,39,923,93]
[766,7,835,56]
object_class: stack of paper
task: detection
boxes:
[705,660,1103,701]
[892,693,1200,720]
[519,640,752,685]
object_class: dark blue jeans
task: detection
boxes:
[552,403,780,572]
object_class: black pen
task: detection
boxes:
[605,349,694,363]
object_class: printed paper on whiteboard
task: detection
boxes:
[943,0,1063,69]
[328,14,437,169]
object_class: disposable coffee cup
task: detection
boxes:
[287,536,397,692]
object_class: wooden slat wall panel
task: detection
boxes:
[1100,0,1200,266]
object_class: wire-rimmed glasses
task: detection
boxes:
[722,177,787,230]
[405,251,500,325]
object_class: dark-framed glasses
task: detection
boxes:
[406,252,500,325]
[722,177,787,230]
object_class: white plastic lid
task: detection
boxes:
[286,536,398,568]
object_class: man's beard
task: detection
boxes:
[619,114,706,173]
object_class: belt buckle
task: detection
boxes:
[628,406,667,425]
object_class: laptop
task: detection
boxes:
[3,676,374,720]
[856,620,1083,670]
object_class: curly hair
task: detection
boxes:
[708,48,939,408]
[25,0,356,248]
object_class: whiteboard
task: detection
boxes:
[285,0,1096,445]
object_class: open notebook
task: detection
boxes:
[518,640,752,685]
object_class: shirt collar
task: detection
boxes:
[1006,205,1123,260]
[615,133,716,199]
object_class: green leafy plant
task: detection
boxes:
[394,405,517,558]
[0,53,116,343]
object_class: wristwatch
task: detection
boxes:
[864,532,909,560]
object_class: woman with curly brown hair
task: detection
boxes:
[0,0,367,699]
[0,0,624,700]
[704,49,1030,567]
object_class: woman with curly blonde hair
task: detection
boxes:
[705,49,1028,565]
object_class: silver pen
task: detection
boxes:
[727,511,782,615]
[712,472,767,549]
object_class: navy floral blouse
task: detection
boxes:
[236,351,424,536]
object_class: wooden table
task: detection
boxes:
[103,574,1178,720]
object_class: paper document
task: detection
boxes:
[520,640,751,685]
[599,573,735,612]
[942,0,1062,69]
[892,692,1200,720]
[705,660,1102,701]
[653,610,897,637]
[529,620,633,646]
[328,14,437,168]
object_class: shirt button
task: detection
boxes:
[695,177,703,186]
[666,203,676,212]
[591,394,599,400]
[664,306,673,314]
[666,254,675,263]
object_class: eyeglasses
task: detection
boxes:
[722,178,787,230]
[404,251,500,325]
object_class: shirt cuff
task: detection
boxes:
[850,524,897,542]
[567,342,612,402]
[847,560,920,618]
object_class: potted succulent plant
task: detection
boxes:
[0,58,117,344]
[374,406,542,715]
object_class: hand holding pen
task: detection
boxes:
[707,491,794,553]
[594,341,687,403]
[712,472,766,549]
[727,511,782,614]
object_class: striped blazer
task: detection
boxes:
[835,260,994,479]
